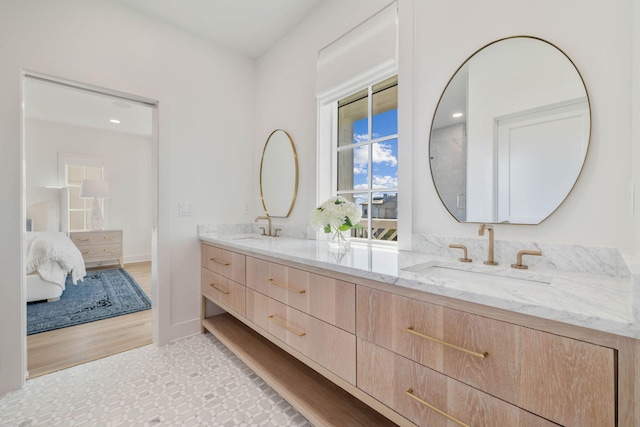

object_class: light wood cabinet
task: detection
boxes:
[246,288,356,385]
[357,286,616,426]
[201,244,246,284]
[70,229,123,266]
[201,268,246,316]
[246,256,355,333]
[358,338,559,427]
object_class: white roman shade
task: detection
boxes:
[315,2,398,101]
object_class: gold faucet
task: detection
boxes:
[449,244,472,262]
[478,224,498,265]
[255,215,272,236]
[511,249,542,269]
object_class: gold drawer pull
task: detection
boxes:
[77,236,92,242]
[267,315,306,337]
[82,249,94,255]
[210,257,230,266]
[406,388,470,427]
[103,236,118,241]
[104,249,118,253]
[209,283,230,295]
[406,327,488,359]
[267,278,306,294]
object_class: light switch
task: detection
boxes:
[178,202,193,216]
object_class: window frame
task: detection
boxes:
[317,73,398,245]
[58,153,107,232]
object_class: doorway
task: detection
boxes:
[22,74,158,378]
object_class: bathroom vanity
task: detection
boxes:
[199,233,640,426]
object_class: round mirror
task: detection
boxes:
[260,129,298,217]
[429,36,590,224]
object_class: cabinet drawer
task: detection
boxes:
[201,268,246,316]
[78,243,122,260]
[246,257,355,333]
[201,244,246,284]
[357,287,616,426]
[246,289,356,385]
[70,230,122,246]
[357,339,559,427]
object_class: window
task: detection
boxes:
[336,76,398,242]
[60,155,105,231]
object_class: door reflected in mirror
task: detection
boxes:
[430,36,590,224]
[260,129,298,218]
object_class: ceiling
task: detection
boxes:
[25,0,325,137]
[108,0,324,58]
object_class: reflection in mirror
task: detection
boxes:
[260,129,298,218]
[430,36,590,224]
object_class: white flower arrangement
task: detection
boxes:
[310,196,362,237]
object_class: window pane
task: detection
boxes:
[69,187,84,209]
[337,146,369,192]
[86,166,102,180]
[338,90,368,147]
[69,211,85,231]
[372,81,398,139]
[372,139,398,189]
[371,191,398,241]
[67,165,84,186]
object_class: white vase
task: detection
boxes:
[328,229,351,251]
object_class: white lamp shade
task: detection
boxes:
[79,179,110,199]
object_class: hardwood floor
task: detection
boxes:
[27,262,152,379]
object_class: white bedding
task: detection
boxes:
[25,232,86,288]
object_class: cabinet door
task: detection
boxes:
[246,289,356,385]
[357,286,616,427]
[246,257,355,333]
[201,244,246,284]
[201,268,246,316]
[358,339,559,427]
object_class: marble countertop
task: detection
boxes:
[199,232,639,340]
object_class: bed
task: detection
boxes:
[26,232,86,302]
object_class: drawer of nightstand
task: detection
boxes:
[201,268,246,316]
[77,243,122,260]
[246,288,356,385]
[246,257,355,333]
[357,339,559,427]
[201,244,246,284]
[70,230,122,246]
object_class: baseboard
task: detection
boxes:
[123,254,151,264]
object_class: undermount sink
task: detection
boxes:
[407,264,551,286]
[230,235,270,241]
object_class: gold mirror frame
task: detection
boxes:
[429,36,591,225]
[259,129,299,218]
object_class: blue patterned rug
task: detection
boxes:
[27,268,151,335]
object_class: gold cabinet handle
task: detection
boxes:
[77,236,92,242]
[82,249,94,255]
[210,257,230,266]
[267,315,306,337]
[104,248,118,253]
[209,283,230,295]
[406,327,488,359]
[267,278,306,294]
[103,236,118,241]
[406,388,470,427]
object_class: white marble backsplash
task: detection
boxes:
[198,223,309,239]
[412,234,630,278]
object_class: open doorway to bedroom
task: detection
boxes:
[23,75,158,378]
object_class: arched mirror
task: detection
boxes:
[429,36,590,224]
[260,129,298,217]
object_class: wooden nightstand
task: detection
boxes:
[70,230,123,267]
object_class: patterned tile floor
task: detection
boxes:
[0,333,312,426]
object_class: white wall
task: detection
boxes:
[26,119,153,262]
[256,0,635,249]
[0,0,255,394]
